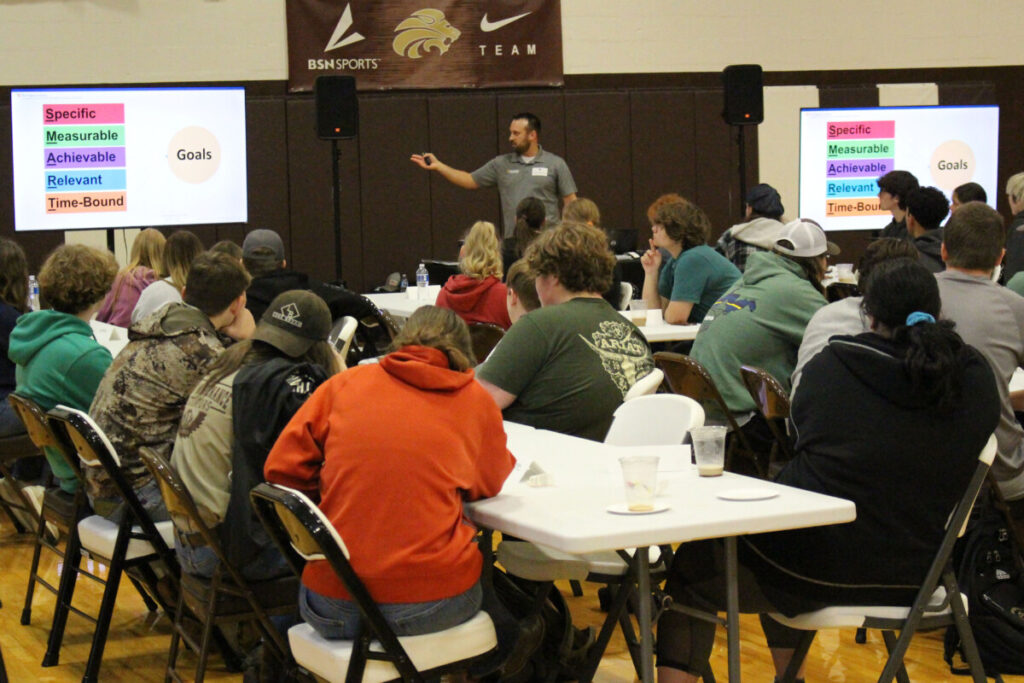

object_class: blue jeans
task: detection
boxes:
[299,579,483,640]
[0,399,25,437]
[175,536,291,581]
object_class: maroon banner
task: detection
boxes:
[287,0,563,92]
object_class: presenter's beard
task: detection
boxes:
[512,140,530,155]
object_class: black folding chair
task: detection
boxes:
[769,434,997,683]
[47,406,178,683]
[139,446,298,682]
[250,483,498,682]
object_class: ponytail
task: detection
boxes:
[891,317,967,414]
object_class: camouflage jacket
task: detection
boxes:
[87,303,227,502]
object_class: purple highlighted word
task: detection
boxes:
[826,158,894,178]
[44,146,125,170]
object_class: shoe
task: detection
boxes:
[498,613,545,681]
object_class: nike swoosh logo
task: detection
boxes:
[480,11,532,32]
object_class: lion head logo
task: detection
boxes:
[392,9,461,59]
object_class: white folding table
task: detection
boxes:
[364,286,440,324]
[466,423,856,682]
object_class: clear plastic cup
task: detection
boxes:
[620,455,659,511]
[690,425,727,476]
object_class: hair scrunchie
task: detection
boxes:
[905,311,936,326]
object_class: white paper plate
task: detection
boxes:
[606,502,669,515]
[717,488,780,501]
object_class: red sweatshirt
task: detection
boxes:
[265,345,515,603]
[435,274,512,329]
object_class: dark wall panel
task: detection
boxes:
[426,94,499,260]
[629,90,697,243]
[939,82,996,106]
[359,95,431,288]
[818,86,878,109]
[694,90,757,239]
[564,91,631,230]
[285,98,344,286]
[244,97,290,243]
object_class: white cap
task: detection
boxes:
[774,219,841,258]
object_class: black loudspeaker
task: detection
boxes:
[722,65,763,125]
[315,76,359,139]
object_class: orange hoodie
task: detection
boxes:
[265,345,515,603]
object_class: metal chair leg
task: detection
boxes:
[879,630,911,683]
[81,521,133,683]
[41,525,83,666]
[779,630,814,683]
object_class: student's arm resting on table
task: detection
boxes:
[477,378,517,409]
[663,300,694,325]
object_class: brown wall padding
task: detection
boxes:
[2,67,1022,291]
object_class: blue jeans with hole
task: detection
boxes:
[298,579,483,640]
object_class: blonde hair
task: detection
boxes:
[459,221,503,280]
[390,306,475,371]
[1007,172,1024,204]
[563,197,601,226]
[127,228,165,274]
[163,230,205,291]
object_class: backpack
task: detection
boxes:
[944,490,1024,679]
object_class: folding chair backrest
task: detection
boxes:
[605,394,705,446]
[957,434,998,538]
[8,393,61,451]
[468,323,505,364]
[624,368,664,401]
[653,352,738,430]
[138,446,216,543]
[351,299,400,362]
[739,365,791,421]
[329,316,359,365]
[617,281,633,310]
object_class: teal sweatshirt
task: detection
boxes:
[691,251,826,414]
[9,310,112,492]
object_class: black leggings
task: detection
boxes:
[656,539,805,676]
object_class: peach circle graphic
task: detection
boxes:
[167,127,221,184]
[930,140,975,190]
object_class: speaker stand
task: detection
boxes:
[735,125,748,216]
[330,139,343,283]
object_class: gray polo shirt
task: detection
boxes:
[471,146,577,238]
[936,270,1024,498]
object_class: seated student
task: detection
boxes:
[935,202,1024,515]
[791,237,919,395]
[241,228,373,322]
[505,258,541,324]
[132,230,205,324]
[9,245,118,494]
[691,220,833,426]
[88,252,254,521]
[951,181,987,213]
[1002,172,1024,282]
[656,258,1000,682]
[502,197,546,271]
[172,290,339,579]
[264,306,515,640]
[905,186,950,273]
[714,183,786,272]
[876,170,920,240]
[562,197,627,310]
[641,199,740,324]
[436,221,512,329]
[96,228,165,327]
[0,239,29,438]
[477,221,654,441]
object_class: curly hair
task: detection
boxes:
[460,221,503,280]
[646,193,689,224]
[525,221,615,295]
[0,238,29,313]
[38,244,118,314]
[390,305,475,371]
[654,200,711,250]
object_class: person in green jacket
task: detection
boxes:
[692,219,836,421]
[9,244,118,494]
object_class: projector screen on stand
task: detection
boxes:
[11,87,248,232]
[798,105,999,231]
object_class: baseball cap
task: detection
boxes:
[251,290,332,358]
[774,219,841,258]
[745,183,784,217]
[242,229,285,261]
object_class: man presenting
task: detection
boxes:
[411,112,577,238]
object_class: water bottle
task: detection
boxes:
[416,262,429,299]
[28,275,40,311]
[399,273,409,292]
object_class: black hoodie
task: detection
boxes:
[739,332,999,615]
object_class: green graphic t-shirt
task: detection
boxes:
[477,297,654,441]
